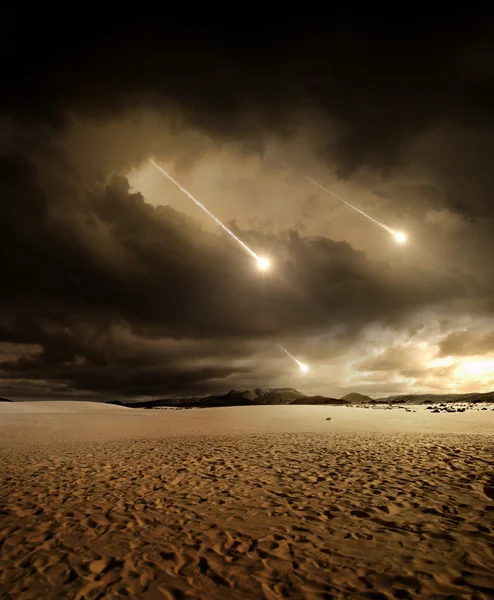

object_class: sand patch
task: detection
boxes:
[0,404,493,599]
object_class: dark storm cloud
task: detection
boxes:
[0,140,468,396]
[1,148,465,323]
[1,344,247,398]
[355,347,418,373]
[1,10,494,397]
[2,9,494,174]
[439,329,494,357]
[406,126,494,219]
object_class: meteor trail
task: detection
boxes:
[278,159,407,244]
[150,159,271,269]
[277,344,309,374]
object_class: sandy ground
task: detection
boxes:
[0,403,493,599]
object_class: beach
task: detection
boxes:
[1,403,493,599]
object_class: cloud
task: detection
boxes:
[0,139,471,397]
[354,346,425,373]
[439,328,494,357]
[3,10,494,173]
[1,12,494,398]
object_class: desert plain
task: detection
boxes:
[0,402,493,599]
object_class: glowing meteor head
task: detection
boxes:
[298,362,309,374]
[257,257,271,271]
[394,231,407,244]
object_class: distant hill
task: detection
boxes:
[293,395,346,405]
[376,391,494,404]
[341,392,373,403]
[250,388,306,405]
[111,388,494,408]
[113,388,347,409]
[0,397,13,402]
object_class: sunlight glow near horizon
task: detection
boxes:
[427,354,494,390]
[454,358,494,380]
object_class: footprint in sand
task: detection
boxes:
[483,482,494,501]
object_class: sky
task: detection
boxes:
[1,9,494,400]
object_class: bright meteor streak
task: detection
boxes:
[277,344,309,374]
[257,257,271,270]
[279,159,408,243]
[150,159,270,268]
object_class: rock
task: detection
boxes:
[89,560,108,574]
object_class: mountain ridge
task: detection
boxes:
[111,388,342,409]
[107,388,494,408]
[377,391,494,405]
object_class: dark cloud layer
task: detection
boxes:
[3,9,494,171]
[439,329,494,357]
[1,11,494,398]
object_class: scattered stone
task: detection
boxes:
[90,560,108,574]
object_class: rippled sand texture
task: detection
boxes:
[1,416,493,599]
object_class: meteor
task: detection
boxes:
[150,159,271,270]
[257,257,271,270]
[278,159,408,244]
[277,344,309,374]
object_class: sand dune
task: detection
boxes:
[1,403,493,599]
